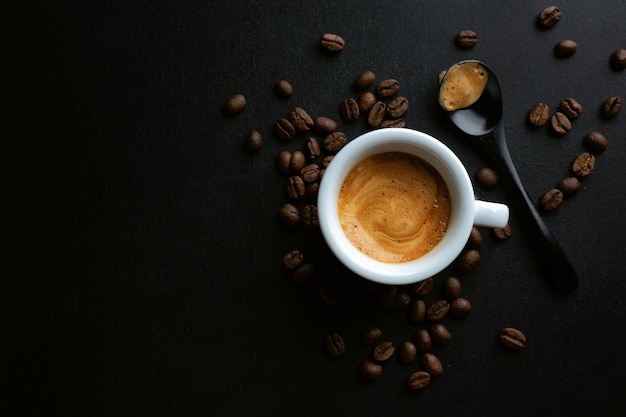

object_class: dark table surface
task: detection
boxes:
[6,1,626,415]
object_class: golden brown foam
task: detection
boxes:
[338,152,451,263]
[439,61,488,111]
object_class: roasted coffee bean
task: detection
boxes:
[493,224,512,240]
[541,188,563,212]
[380,118,406,128]
[290,150,306,173]
[318,280,339,306]
[286,175,306,200]
[359,360,383,380]
[376,79,400,97]
[456,30,478,48]
[557,176,582,196]
[325,333,345,358]
[312,116,338,134]
[538,6,561,28]
[408,371,431,390]
[360,326,383,346]
[442,276,461,300]
[282,249,304,270]
[392,292,411,311]
[378,285,398,310]
[572,152,595,177]
[323,131,347,153]
[559,98,583,119]
[427,300,450,321]
[289,107,314,132]
[398,341,417,365]
[551,112,572,135]
[421,353,443,377]
[357,91,377,113]
[449,297,472,318]
[407,299,426,324]
[279,203,300,227]
[476,167,499,189]
[466,226,482,249]
[340,98,360,121]
[554,39,577,58]
[413,329,432,353]
[429,323,451,346]
[301,205,319,231]
[244,130,263,153]
[354,70,376,90]
[610,48,626,71]
[305,137,321,159]
[412,277,434,297]
[386,96,409,118]
[276,151,292,176]
[321,155,334,168]
[602,96,622,118]
[583,131,608,153]
[223,93,246,114]
[292,263,314,284]
[528,102,550,126]
[500,327,526,350]
[305,182,319,201]
[373,341,395,362]
[274,79,293,97]
[368,101,386,127]
[300,164,320,183]
[455,249,480,273]
[320,33,345,52]
[274,117,296,140]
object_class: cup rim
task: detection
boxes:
[318,128,475,285]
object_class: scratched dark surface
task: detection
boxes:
[6,1,626,415]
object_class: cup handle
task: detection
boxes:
[473,200,509,228]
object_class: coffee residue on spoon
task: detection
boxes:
[438,61,488,111]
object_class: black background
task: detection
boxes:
[6,1,626,416]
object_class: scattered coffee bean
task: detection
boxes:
[274,117,296,140]
[442,277,461,300]
[398,341,417,365]
[541,188,563,212]
[320,33,345,52]
[429,323,452,346]
[408,371,431,390]
[244,130,263,153]
[493,224,512,240]
[306,137,321,159]
[551,111,572,135]
[455,249,480,273]
[286,175,306,200]
[559,98,583,119]
[301,164,320,183]
[368,101,386,127]
[528,102,550,126]
[373,341,395,362]
[602,96,622,118]
[276,151,292,176]
[274,79,293,97]
[554,39,577,58]
[325,333,345,358]
[305,182,319,201]
[340,97,360,121]
[283,249,304,270]
[381,118,406,128]
[289,107,314,131]
[290,150,306,172]
[292,263,314,284]
[583,131,608,153]
[412,277,434,297]
[357,91,377,113]
[449,297,472,318]
[421,353,443,377]
[279,203,300,227]
[392,292,411,311]
[538,5,561,28]
[407,299,427,324]
[359,360,383,380]
[360,326,383,346]
[609,48,626,71]
[427,300,450,321]
[476,167,499,189]
[414,329,432,353]
[376,79,400,97]
[378,285,398,310]
[354,70,376,90]
[323,131,347,153]
[456,30,478,48]
[557,176,582,196]
[321,155,334,168]
[466,226,483,249]
[499,327,526,350]
[386,96,409,118]
[223,93,246,114]
[572,152,595,177]
[313,116,338,134]
[300,205,319,231]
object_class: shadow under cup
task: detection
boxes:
[318,128,498,286]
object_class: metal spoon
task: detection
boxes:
[439,60,579,293]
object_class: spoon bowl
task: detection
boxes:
[440,60,579,294]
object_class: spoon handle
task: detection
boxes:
[480,126,579,293]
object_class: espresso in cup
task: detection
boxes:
[338,152,451,263]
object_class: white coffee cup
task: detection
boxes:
[318,128,509,285]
